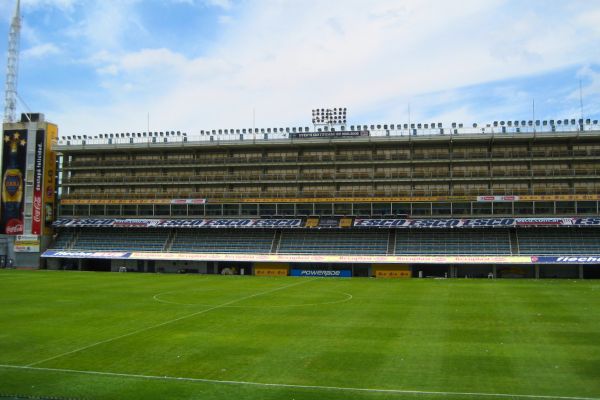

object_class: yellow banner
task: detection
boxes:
[59,194,600,206]
[255,268,288,277]
[61,198,172,205]
[375,270,411,278]
[519,195,600,201]
[43,124,58,235]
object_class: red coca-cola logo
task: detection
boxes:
[480,196,495,201]
[5,219,23,234]
[33,197,42,222]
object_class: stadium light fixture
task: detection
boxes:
[312,107,347,129]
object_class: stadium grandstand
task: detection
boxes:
[40,117,600,278]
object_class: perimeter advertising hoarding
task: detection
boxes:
[42,250,534,264]
[43,124,58,235]
[1,129,27,235]
[14,235,40,252]
[375,270,411,278]
[290,269,352,277]
[255,268,288,277]
[533,256,600,264]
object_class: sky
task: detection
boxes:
[0,0,599,137]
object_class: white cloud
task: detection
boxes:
[22,42,61,59]
[25,0,600,136]
[64,1,144,51]
[218,15,232,24]
[203,0,232,10]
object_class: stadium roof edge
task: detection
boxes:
[54,130,600,153]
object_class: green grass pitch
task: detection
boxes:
[0,270,599,400]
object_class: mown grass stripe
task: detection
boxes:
[26,278,314,367]
[0,364,597,400]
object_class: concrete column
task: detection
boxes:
[579,264,584,279]
[534,264,540,279]
[492,265,497,278]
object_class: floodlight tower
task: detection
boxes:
[312,107,347,130]
[4,0,21,123]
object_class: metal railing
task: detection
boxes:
[59,186,600,202]
[61,168,600,185]
[62,149,600,169]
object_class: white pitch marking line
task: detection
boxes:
[0,364,597,400]
[153,288,353,308]
[26,278,315,367]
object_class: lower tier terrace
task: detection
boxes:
[48,227,600,257]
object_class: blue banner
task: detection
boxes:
[42,250,131,259]
[290,269,352,277]
[532,256,600,264]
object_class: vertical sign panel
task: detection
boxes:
[31,130,45,234]
[43,124,58,235]
[1,129,27,234]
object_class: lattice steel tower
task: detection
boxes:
[4,0,21,123]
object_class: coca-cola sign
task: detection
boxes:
[31,131,45,235]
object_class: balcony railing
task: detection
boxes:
[62,149,600,169]
[61,168,600,186]
[60,186,600,203]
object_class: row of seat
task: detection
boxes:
[50,228,600,256]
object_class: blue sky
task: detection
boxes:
[0,0,599,137]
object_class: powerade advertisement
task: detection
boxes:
[290,269,352,277]
[1,129,27,235]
